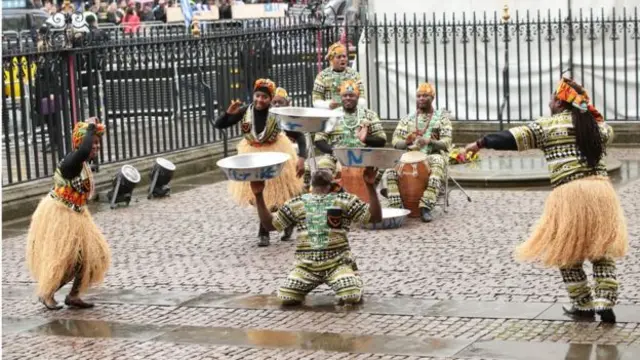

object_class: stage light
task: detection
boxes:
[107,165,141,209]
[147,157,176,199]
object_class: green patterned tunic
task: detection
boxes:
[272,192,371,265]
[314,107,386,148]
[312,67,366,105]
[508,111,613,187]
[392,110,453,155]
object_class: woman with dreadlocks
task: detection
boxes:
[27,117,111,310]
[465,77,628,323]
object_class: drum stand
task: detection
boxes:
[441,166,472,213]
[306,133,319,172]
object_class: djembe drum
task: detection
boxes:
[396,151,431,217]
[340,166,370,203]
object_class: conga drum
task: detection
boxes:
[396,151,431,218]
[340,166,370,203]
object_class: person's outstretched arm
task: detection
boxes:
[214,102,249,129]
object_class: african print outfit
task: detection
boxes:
[272,192,371,304]
[386,110,452,211]
[27,138,111,299]
[228,105,302,209]
[504,111,628,311]
[312,67,366,108]
[304,107,386,187]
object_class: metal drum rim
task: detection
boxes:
[216,152,291,170]
[270,106,344,118]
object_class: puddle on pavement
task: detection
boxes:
[155,324,472,357]
[17,317,638,359]
[457,340,634,360]
[82,288,201,307]
[26,318,168,342]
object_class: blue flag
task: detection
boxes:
[180,0,193,29]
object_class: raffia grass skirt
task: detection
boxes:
[229,133,302,209]
[515,176,628,267]
[26,196,111,298]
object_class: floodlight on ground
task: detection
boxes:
[147,158,176,199]
[107,165,141,209]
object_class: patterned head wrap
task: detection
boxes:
[72,120,105,150]
[274,87,289,101]
[554,77,603,122]
[417,82,435,97]
[326,42,347,61]
[253,78,276,98]
[339,79,360,97]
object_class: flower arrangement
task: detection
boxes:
[449,147,480,165]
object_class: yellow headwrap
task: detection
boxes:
[274,87,289,100]
[326,42,347,61]
[417,82,435,97]
[72,120,105,150]
[554,77,603,122]
[253,78,276,98]
[339,80,360,97]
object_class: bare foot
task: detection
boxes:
[39,297,63,310]
[64,296,95,309]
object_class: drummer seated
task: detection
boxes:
[307,80,387,190]
[250,168,383,306]
[383,83,453,223]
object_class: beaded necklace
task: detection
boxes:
[339,108,364,147]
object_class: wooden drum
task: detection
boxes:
[340,166,370,203]
[396,151,431,218]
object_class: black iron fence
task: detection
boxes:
[3,8,639,186]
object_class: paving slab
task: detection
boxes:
[536,304,640,324]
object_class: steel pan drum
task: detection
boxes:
[333,147,404,169]
[217,152,291,182]
[362,208,411,230]
[270,107,342,133]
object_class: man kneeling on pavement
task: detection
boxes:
[250,167,382,305]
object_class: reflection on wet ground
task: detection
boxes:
[6,317,637,359]
[457,340,634,360]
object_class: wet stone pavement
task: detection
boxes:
[2,148,640,359]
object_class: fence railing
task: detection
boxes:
[3,8,639,187]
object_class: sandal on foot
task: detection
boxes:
[64,296,95,309]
